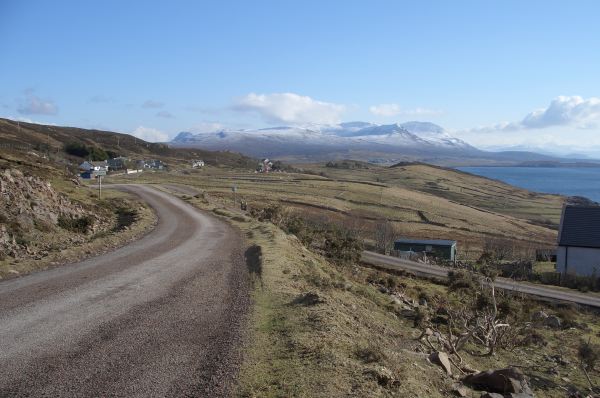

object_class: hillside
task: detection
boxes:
[114,160,564,257]
[0,117,257,169]
[159,184,599,398]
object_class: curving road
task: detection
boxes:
[0,185,249,397]
[362,251,600,308]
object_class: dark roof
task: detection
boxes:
[395,239,456,247]
[559,206,600,248]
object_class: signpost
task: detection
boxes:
[95,170,106,198]
[232,185,237,204]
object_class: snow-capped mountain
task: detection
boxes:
[171,121,479,161]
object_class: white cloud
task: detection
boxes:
[233,92,345,125]
[17,94,58,115]
[472,96,600,133]
[142,100,164,109]
[521,96,600,129]
[156,110,175,119]
[369,103,441,117]
[131,126,169,142]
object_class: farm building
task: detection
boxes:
[394,238,457,261]
[556,205,600,276]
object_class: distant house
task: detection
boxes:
[557,206,600,276]
[107,157,128,170]
[79,160,109,172]
[192,160,205,168]
[394,238,457,262]
[257,158,273,173]
[144,159,165,170]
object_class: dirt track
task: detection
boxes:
[0,185,249,397]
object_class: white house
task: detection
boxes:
[79,160,109,172]
[192,160,205,168]
[556,205,600,276]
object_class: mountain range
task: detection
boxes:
[171,121,588,166]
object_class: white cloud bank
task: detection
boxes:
[369,103,441,117]
[131,126,169,142]
[233,92,345,125]
[473,96,600,133]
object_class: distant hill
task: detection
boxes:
[0,118,256,168]
[170,120,588,166]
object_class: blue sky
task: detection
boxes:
[1,1,600,154]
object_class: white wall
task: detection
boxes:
[557,246,600,276]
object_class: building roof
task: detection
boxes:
[90,161,108,167]
[395,238,456,246]
[559,206,600,249]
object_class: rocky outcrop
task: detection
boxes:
[0,169,98,260]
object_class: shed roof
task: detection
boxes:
[559,206,600,249]
[395,238,456,246]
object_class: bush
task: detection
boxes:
[447,270,477,292]
[57,215,94,233]
[64,142,89,158]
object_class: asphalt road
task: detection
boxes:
[0,185,249,397]
[362,251,600,308]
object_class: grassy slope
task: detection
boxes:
[117,161,563,255]
[0,117,257,169]
[168,188,599,398]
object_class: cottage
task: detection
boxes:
[557,206,600,276]
[79,160,109,172]
[394,238,457,261]
[192,160,205,168]
[144,160,165,170]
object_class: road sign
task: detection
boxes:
[94,170,107,177]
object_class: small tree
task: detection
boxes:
[374,219,395,254]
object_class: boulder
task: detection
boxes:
[531,310,548,323]
[452,383,468,397]
[429,351,453,375]
[544,315,561,329]
[463,368,533,396]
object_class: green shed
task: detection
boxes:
[394,239,457,261]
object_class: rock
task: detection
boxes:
[544,315,561,329]
[378,286,389,294]
[531,310,548,323]
[429,351,453,375]
[463,368,533,396]
[364,366,396,387]
[452,383,468,397]
[480,393,504,398]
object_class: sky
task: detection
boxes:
[1,0,600,156]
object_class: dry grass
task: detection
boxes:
[113,161,563,258]
[173,187,598,398]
